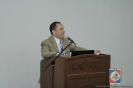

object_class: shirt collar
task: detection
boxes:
[53,36,62,44]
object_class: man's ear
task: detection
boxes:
[52,30,55,34]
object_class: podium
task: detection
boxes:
[40,54,110,88]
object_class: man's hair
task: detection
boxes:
[49,21,61,35]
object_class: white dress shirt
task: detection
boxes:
[53,36,66,56]
[53,36,62,53]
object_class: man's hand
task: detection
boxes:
[94,50,101,55]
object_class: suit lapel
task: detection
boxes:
[50,36,59,52]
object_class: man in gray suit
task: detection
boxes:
[41,21,100,60]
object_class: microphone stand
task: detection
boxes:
[41,42,72,88]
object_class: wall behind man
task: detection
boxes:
[0,0,133,88]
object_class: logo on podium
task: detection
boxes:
[109,69,121,84]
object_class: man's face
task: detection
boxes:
[52,23,65,39]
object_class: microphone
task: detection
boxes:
[66,36,75,44]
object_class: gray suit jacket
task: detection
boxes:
[41,36,87,59]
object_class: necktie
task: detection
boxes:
[59,40,65,57]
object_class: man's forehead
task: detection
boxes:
[56,23,63,27]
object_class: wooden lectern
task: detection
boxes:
[40,54,110,88]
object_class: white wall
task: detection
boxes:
[0,0,133,88]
